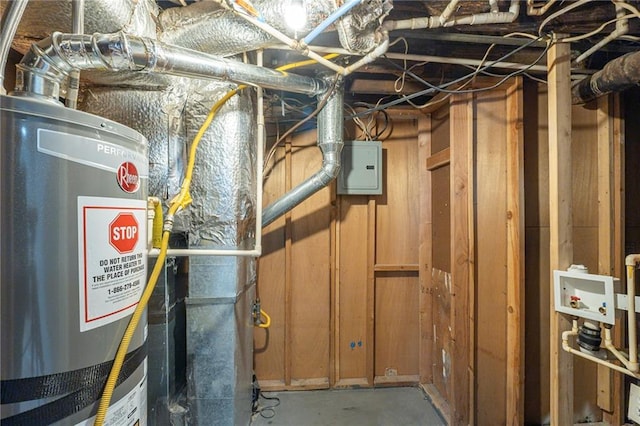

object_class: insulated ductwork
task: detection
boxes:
[14,32,326,102]
[159,0,334,56]
[572,50,640,104]
[334,0,393,53]
[262,79,344,227]
[79,85,189,205]
[159,0,392,56]
[0,0,158,53]
[185,80,256,248]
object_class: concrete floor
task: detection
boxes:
[250,387,446,426]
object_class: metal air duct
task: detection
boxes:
[159,0,336,56]
[0,0,158,53]
[14,31,326,102]
[262,78,344,227]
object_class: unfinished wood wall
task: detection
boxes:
[523,82,624,424]
[255,110,427,390]
[256,130,333,389]
[256,77,623,424]
[421,78,524,425]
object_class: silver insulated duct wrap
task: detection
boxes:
[0,0,158,53]
[185,80,256,249]
[159,0,336,56]
[79,85,188,206]
[158,0,392,55]
[334,0,393,53]
[181,81,257,426]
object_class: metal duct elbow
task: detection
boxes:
[15,32,149,101]
[262,83,344,227]
[572,50,640,104]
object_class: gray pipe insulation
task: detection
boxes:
[572,50,640,104]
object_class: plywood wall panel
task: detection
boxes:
[375,118,420,265]
[374,272,420,380]
[290,142,331,383]
[524,84,550,229]
[431,107,450,153]
[337,196,369,382]
[524,227,551,423]
[256,112,428,390]
[572,103,599,228]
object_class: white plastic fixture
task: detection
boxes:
[553,267,619,325]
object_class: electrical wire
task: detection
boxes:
[386,40,549,95]
[93,86,245,426]
[347,101,390,140]
[538,0,594,37]
[348,35,547,119]
[253,392,281,419]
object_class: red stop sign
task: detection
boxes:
[109,213,139,254]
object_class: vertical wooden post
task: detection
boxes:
[506,78,525,425]
[547,37,574,425]
[366,198,376,386]
[284,135,293,387]
[450,93,473,426]
[612,93,626,426]
[597,95,615,414]
[419,114,433,385]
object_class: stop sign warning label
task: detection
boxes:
[78,196,147,332]
[109,213,139,253]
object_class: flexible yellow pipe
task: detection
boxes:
[94,86,244,426]
[276,53,340,72]
[152,201,163,249]
[257,309,271,328]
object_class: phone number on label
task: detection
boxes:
[107,280,141,295]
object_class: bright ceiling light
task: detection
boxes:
[284,0,307,32]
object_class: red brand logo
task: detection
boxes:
[116,162,140,193]
[109,213,139,254]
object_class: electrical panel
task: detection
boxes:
[337,141,383,195]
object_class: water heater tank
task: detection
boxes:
[1,95,149,425]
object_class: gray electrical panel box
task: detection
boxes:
[337,140,383,195]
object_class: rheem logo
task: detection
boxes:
[109,213,139,253]
[116,162,140,193]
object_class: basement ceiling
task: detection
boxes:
[261,0,640,122]
[6,1,640,123]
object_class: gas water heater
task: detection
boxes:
[1,95,149,425]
